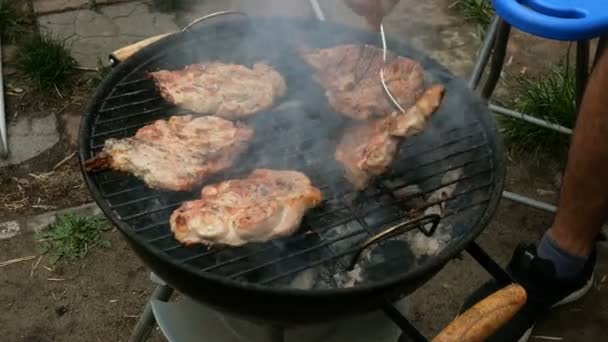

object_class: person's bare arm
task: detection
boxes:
[548,51,608,256]
[344,0,400,29]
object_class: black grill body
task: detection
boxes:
[79,18,505,324]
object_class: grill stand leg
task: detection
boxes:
[268,326,285,342]
[388,243,511,342]
[382,300,427,342]
[466,242,512,286]
[129,275,175,342]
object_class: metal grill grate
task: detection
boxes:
[82,20,501,291]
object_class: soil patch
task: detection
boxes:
[1,70,98,221]
[0,229,165,342]
[0,140,91,221]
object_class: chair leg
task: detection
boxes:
[129,283,174,342]
[480,19,511,100]
[468,16,500,89]
[576,40,590,109]
[592,36,607,72]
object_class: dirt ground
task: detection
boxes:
[1,5,99,220]
[0,142,91,221]
[0,80,94,221]
[0,229,161,342]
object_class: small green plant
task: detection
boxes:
[454,0,494,35]
[0,0,25,42]
[88,57,112,87]
[499,62,576,157]
[36,214,111,264]
[16,33,77,92]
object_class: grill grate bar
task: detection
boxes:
[103,89,154,101]
[252,123,483,170]
[403,134,483,161]
[112,155,491,258]
[104,153,491,258]
[108,194,160,209]
[258,197,493,285]
[227,229,367,279]
[90,119,159,139]
[96,106,168,125]
[304,157,491,221]
[178,160,492,268]
[116,78,149,87]
[94,128,485,191]
[120,203,181,221]
[148,233,174,243]
[387,170,493,208]
[216,182,492,280]
[151,175,493,269]
[189,215,355,269]
[396,153,489,187]
[102,185,147,198]
[226,222,365,279]
[135,221,169,233]
[410,181,493,215]
[383,158,491,199]
[98,97,161,113]
[160,244,182,253]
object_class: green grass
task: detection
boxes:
[36,214,111,264]
[88,58,112,87]
[454,0,494,36]
[16,33,77,92]
[499,62,576,157]
[0,0,26,42]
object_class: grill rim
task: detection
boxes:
[78,18,506,296]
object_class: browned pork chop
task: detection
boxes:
[301,44,424,120]
[170,169,323,246]
[149,62,287,120]
[335,85,445,190]
[85,115,254,192]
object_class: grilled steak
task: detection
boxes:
[335,85,444,190]
[149,62,287,120]
[301,44,424,120]
[170,169,323,246]
[85,115,254,192]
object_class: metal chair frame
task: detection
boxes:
[0,36,8,159]
[470,16,607,213]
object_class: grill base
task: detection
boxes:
[132,242,513,342]
[151,287,408,342]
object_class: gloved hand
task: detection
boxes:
[344,0,400,30]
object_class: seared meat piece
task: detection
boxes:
[335,85,444,190]
[301,44,424,120]
[85,115,254,192]
[149,62,287,120]
[170,169,323,246]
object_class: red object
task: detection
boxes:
[344,0,400,29]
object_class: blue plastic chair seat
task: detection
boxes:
[493,0,608,41]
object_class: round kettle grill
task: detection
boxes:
[79,13,506,325]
